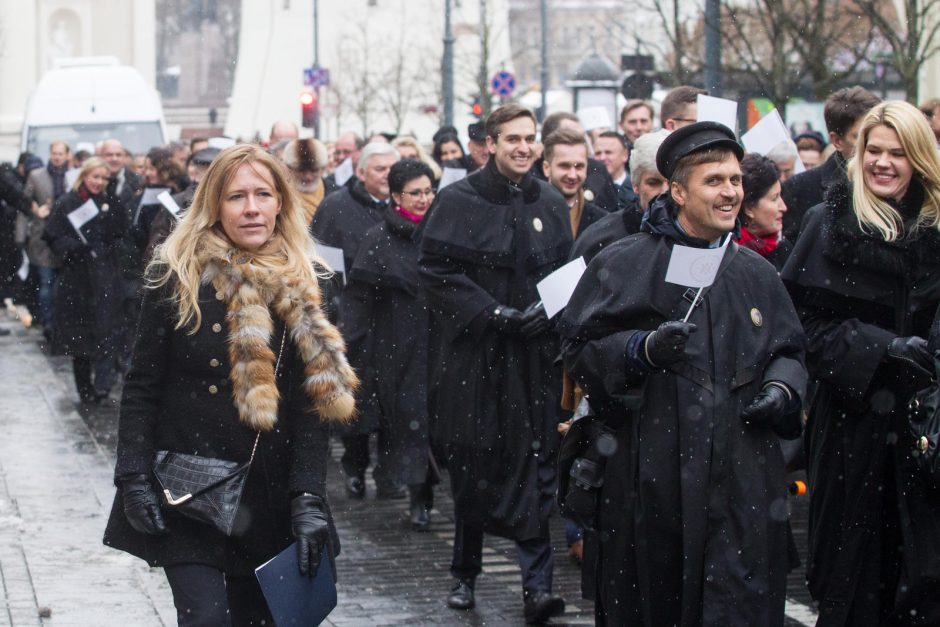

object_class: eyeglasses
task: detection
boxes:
[401,188,435,199]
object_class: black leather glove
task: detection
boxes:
[741,384,791,427]
[291,494,331,577]
[644,321,697,367]
[121,474,168,535]
[488,304,526,334]
[887,335,933,375]
[520,301,551,339]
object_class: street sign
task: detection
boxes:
[303,66,330,88]
[490,70,516,97]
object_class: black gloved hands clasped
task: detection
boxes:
[887,335,933,375]
[741,383,791,427]
[489,302,550,339]
[291,494,331,577]
[644,321,697,367]
[122,474,168,535]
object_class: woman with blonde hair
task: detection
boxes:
[392,136,442,182]
[43,156,128,403]
[103,143,358,626]
[782,100,940,625]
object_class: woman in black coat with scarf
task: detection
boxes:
[782,101,940,626]
[43,157,127,403]
[102,144,359,626]
[737,153,793,270]
[342,159,437,530]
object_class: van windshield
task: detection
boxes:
[26,122,165,156]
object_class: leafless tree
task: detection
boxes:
[331,21,378,137]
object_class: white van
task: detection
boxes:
[21,56,167,156]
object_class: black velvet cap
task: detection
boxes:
[656,121,743,179]
[191,148,220,166]
[467,122,487,142]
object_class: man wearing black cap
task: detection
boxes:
[465,122,490,172]
[558,121,807,626]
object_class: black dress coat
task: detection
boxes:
[781,180,940,625]
[102,278,338,576]
[342,207,429,484]
[419,159,572,541]
[531,156,620,213]
[780,152,846,242]
[43,189,127,357]
[570,195,644,264]
[559,197,807,627]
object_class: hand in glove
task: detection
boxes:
[122,474,168,535]
[741,383,791,427]
[520,301,551,339]
[488,305,526,334]
[644,321,697,367]
[291,494,331,577]
[887,335,933,375]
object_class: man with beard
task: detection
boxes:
[420,103,570,623]
[541,127,607,237]
[558,122,807,626]
[282,138,329,225]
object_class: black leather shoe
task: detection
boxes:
[345,476,365,499]
[410,503,430,531]
[447,579,475,610]
[523,591,565,624]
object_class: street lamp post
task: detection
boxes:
[443,0,455,127]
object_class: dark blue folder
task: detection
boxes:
[255,542,337,626]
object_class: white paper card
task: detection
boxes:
[438,167,467,190]
[697,95,739,133]
[67,198,99,232]
[537,256,587,318]
[140,187,170,205]
[577,106,612,132]
[158,190,182,217]
[665,240,729,288]
[65,168,79,189]
[741,109,790,155]
[208,136,236,150]
[16,251,29,282]
[333,158,354,187]
[316,244,345,275]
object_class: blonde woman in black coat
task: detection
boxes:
[103,144,358,626]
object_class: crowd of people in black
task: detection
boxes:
[2,84,940,626]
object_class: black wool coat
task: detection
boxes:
[43,189,127,357]
[559,198,807,627]
[342,208,430,483]
[780,152,846,242]
[102,279,338,576]
[531,156,620,213]
[781,180,940,625]
[570,194,645,264]
[419,159,572,540]
[311,180,386,275]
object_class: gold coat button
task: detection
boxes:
[208,385,218,394]
[212,323,222,333]
[210,358,220,367]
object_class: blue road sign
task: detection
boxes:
[490,70,516,97]
[304,67,330,88]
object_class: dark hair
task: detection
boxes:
[540,111,581,140]
[661,86,707,124]
[431,133,466,165]
[597,130,629,150]
[824,86,880,137]
[388,159,435,195]
[189,136,209,151]
[542,128,588,162]
[485,104,537,141]
[740,153,780,209]
[620,100,654,123]
[146,146,184,189]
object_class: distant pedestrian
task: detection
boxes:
[42,157,128,403]
[103,144,357,626]
[737,153,791,270]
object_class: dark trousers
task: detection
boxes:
[450,521,555,596]
[73,352,117,399]
[340,432,398,489]
[164,563,273,627]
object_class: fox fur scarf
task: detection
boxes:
[200,248,358,431]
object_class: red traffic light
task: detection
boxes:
[300,91,316,106]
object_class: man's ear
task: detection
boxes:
[485,135,497,156]
[670,180,686,208]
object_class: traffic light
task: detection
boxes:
[471,96,483,119]
[301,91,317,129]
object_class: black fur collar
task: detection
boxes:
[822,178,940,279]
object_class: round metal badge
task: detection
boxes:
[750,307,763,327]
[583,189,595,202]
[533,217,543,232]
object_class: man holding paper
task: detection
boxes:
[558,121,807,626]
[420,103,571,623]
